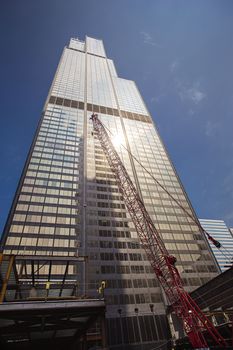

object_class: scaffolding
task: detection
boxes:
[0,253,107,349]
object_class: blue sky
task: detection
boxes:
[0,0,233,234]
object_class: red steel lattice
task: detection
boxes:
[91,113,226,349]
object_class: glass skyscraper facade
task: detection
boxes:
[1,37,220,349]
[199,219,233,272]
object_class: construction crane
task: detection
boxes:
[90,113,227,349]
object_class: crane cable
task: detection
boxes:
[93,117,233,263]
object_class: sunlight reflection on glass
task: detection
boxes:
[112,133,124,148]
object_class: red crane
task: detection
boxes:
[90,113,227,349]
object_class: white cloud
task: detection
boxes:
[170,60,179,73]
[205,120,220,137]
[222,169,233,198]
[140,31,161,47]
[151,93,165,104]
[176,79,206,105]
[223,211,233,221]
[189,88,205,104]
[188,109,195,116]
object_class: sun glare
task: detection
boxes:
[112,134,124,147]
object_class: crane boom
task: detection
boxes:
[91,113,226,349]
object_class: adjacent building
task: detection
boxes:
[199,219,233,272]
[1,37,220,349]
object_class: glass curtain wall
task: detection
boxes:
[1,36,220,349]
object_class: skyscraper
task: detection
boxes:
[199,219,233,272]
[1,37,220,349]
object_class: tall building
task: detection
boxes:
[199,219,233,272]
[1,37,220,349]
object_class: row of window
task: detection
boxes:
[30,157,76,169]
[38,131,80,142]
[12,214,76,225]
[105,292,162,305]
[88,216,198,234]
[34,146,79,158]
[40,126,80,137]
[16,204,76,215]
[32,151,79,162]
[97,241,140,249]
[100,265,153,275]
[99,230,131,238]
[28,163,78,175]
[44,112,82,122]
[10,224,75,235]
[19,195,75,205]
[37,136,79,147]
[99,257,214,275]
[26,171,77,182]
[98,252,143,261]
[6,236,75,248]
[96,219,128,228]
[36,138,81,150]
[42,117,80,127]
[4,248,75,257]
[7,244,76,253]
[102,278,158,289]
[21,187,75,197]
[24,178,77,189]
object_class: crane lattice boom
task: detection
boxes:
[91,113,226,349]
